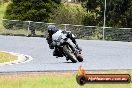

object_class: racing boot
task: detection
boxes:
[66,56,69,61]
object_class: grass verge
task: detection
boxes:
[0,71,131,88]
[0,51,17,63]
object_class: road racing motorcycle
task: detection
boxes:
[51,30,83,63]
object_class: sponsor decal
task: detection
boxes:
[76,66,131,85]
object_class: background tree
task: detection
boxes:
[0,0,9,5]
[4,0,61,22]
[83,0,132,28]
[106,0,132,27]
[52,3,87,25]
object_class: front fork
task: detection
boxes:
[66,39,77,51]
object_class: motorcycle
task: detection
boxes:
[51,30,83,63]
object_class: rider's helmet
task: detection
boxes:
[47,25,58,35]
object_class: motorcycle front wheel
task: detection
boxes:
[63,45,77,63]
[77,55,83,62]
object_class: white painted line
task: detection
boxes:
[0,51,33,66]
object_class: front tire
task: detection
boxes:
[63,46,77,63]
[77,55,83,62]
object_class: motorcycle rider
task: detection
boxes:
[46,25,81,57]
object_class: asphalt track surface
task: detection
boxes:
[0,36,132,72]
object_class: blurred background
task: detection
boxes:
[0,0,132,41]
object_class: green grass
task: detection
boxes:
[0,51,17,63]
[0,72,132,88]
[0,29,44,36]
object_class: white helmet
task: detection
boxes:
[47,25,58,35]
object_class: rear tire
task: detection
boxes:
[63,46,77,63]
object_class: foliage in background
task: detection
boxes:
[1,0,132,41]
[2,0,132,27]
[106,0,132,28]
[0,0,9,5]
[83,0,132,28]
[0,2,9,19]
[4,0,61,22]
[2,0,61,31]
[52,3,87,25]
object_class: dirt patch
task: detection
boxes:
[0,70,131,79]
[0,71,74,80]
